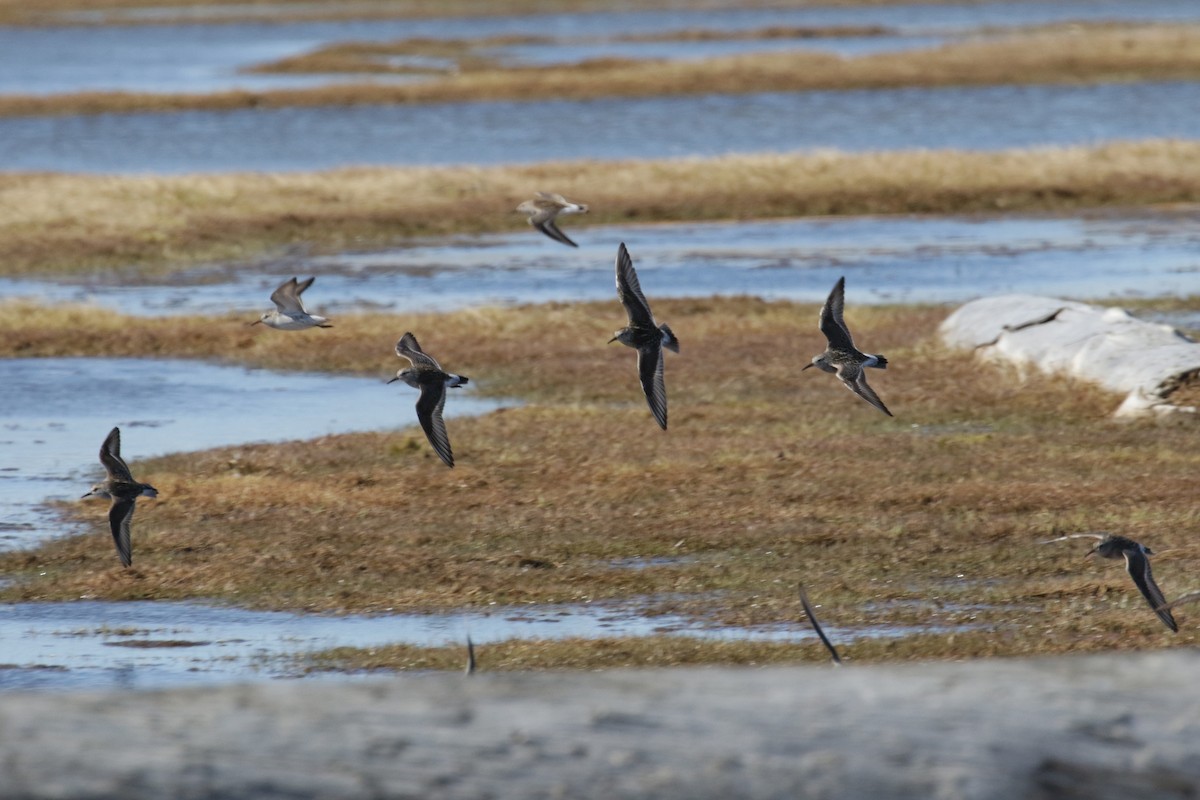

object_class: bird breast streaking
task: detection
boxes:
[609,242,678,430]
[81,426,159,568]
[517,191,588,248]
[388,332,469,468]
[803,276,891,416]
[251,276,332,330]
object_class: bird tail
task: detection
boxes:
[448,374,469,388]
[659,324,680,353]
[868,354,887,369]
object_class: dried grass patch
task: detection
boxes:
[5,141,1200,276]
[5,23,1200,116]
[1,298,1199,666]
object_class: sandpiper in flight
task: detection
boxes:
[388,332,469,468]
[81,427,159,568]
[1042,532,1178,632]
[609,242,679,430]
[803,276,891,416]
[517,192,588,248]
[799,585,842,665]
[251,276,332,330]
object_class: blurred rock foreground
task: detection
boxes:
[0,650,1197,799]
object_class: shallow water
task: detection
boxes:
[69,0,1199,29]
[0,598,963,691]
[3,211,1196,316]
[15,0,1196,96]
[3,81,1197,174]
[0,358,503,550]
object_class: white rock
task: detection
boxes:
[939,295,1200,417]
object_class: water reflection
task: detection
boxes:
[2,212,1196,316]
[16,0,1197,96]
[3,81,1195,174]
[50,0,1200,35]
[0,598,970,691]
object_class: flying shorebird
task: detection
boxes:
[465,635,476,676]
[81,427,159,568]
[251,276,332,330]
[799,585,842,666]
[388,332,469,468]
[1042,532,1178,632]
[609,242,679,430]
[517,192,588,248]
[803,276,891,416]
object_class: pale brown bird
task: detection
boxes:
[517,192,588,247]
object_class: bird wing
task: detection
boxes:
[836,363,892,416]
[395,332,443,370]
[99,427,134,482]
[818,277,856,350]
[637,344,668,430]
[1038,532,1107,545]
[109,496,136,568]
[415,382,454,468]
[615,243,655,329]
[852,372,893,417]
[535,191,566,205]
[269,277,306,315]
[290,276,316,314]
[1123,549,1178,632]
[799,585,842,665]
[533,218,578,248]
[1158,590,1200,613]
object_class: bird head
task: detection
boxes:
[82,484,110,500]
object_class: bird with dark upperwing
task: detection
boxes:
[803,276,891,416]
[1042,532,1178,632]
[81,427,159,568]
[388,332,469,468]
[799,585,842,665]
[517,192,588,247]
[251,276,332,330]
[609,242,679,430]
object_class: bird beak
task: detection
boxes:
[386,376,399,384]
[607,336,618,344]
[1083,546,1098,560]
[80,491,92,499]
[249,319,262,326]
[801,363,814,371]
